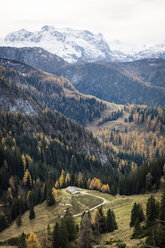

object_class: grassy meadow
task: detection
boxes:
[0,188,161,248]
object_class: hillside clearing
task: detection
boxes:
[0,189,161,248]
[0,189,103,242]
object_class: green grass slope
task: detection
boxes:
[0,189,103,242]
[0,188,161,248]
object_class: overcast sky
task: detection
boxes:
[0,0,165,44]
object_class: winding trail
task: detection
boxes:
[73,191,110,217]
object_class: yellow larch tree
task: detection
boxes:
[94,178,102,191]
[101,184,110,193]
[21,154,26,172]
[59,170,65,188]
[7,187,13,201]
[89,178,95,190]
[23,169,32,186]
[26,232,41,248]
[52,187,57,200]
[26,155,33,167]
[55,181,59,189]
[87,178,91,188]
[65,173,71,185]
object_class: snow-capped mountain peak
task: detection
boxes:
[2,25,112,63]
[1,26,165,63]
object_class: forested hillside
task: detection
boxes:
[0,109,119,232]
[87,103,165,175]
[0,108,164,235]
[0,58,106,125]
[57,59,165,106]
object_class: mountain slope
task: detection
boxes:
[56,59,165,106]
[2,26,113,63]
[0,68,41,114]
[0,46,68,74]
[0,58,106,125]
[0,109,109,164]
[118,58,165,88]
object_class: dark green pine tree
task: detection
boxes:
[53,222,60,248]
[98,206,106,233]
[146,195,159,227]
[29,205,35,220]
[76,223,79,233]
[78,213,93,248]
[130,202,144,227]
[130,203,138,227]
[59,219,69,248]
[18,232,26,248]
[132,219,142,239]
[111,184,117,196]
[46,188,55,206]
[111,210,118,230]
[63,208,76,241]
[137,204,145,223]
[16,215,22,226]
[47,224,53,248]
[26,175,32,190]
[106,209,113,232]
[145,191,165,247]
[106,209,117,232]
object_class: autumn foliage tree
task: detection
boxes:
[26,232,41,248]
[89,177,110,194]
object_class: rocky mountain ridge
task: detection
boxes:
[2,26,112,63]
[1,26,165,62]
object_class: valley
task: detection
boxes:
[0,23,165,248]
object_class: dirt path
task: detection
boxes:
[73,191,110,217]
